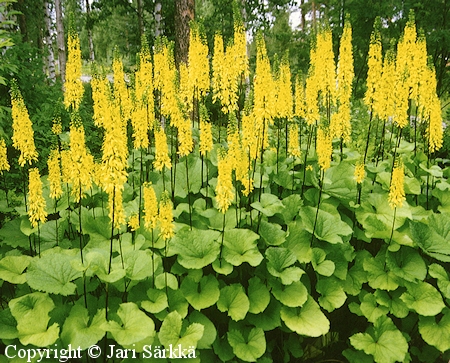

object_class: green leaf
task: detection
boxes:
[428,263,450,299]
[223,228,263,266]
[259,220,286,246]
[83,251,126,283]
[386,247,427,283]
[359,293,389,323]
[155,273,178,290]
[247,299,282,331]
[410,214,450,262]
[227,328,266,362]
[180,274,220,310]
[271,280,308,308]
[400,281,445,316]
[9,292,59,346]
[105,302,155,348]
[141,289,168,314]
[285,221,312,263]
[266,247,304,285]
[159,311,204,349]
[356,193,412,239]
[311,248,335,277]
[0,308,18,340]
[374,290,409,319]
[217,284,249,321]
[170,227,221,269]
[26,251,82,296]
[363,252,400,291]
[0,219,30,248]
[350,316,408,363]
[419,307,450,352]
[188,311,216,349]
[300,206,352,244]
[343,251,368,296]
[317,277,347,312]
[61,304,106,350]
[251,193,285,216]
[248,277,271,314]
[280,295,330,337]
[124,250,159,281]
[280,194,303,222]
[0,255,32,284]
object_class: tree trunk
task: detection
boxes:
[44,0,56,82]
[300,0,305,30]
[55,0,66,83]
[174,0,194,66]
[85,0,95,61]
[155,1,162,37]
[137,0,144,36]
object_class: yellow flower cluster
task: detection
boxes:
[113,57,132,122]
[27,168,47,228]
[294,75,306,119]
[135,36,154,105]
[316,128,332,171]
[131,105,149,150]
[127,213,140,232]
[288,124,301,158]
[215,151,234,213]
[144,182,158,230]
[188,24,210,99]
[364,21,383,115]
[47,148,63,200]
[378,50,396,121]
[100,103,128,227]
[69,116,94,202]
[91,76,112,128]
[354,162,365,184]
[333,21,354,142]
[52,117,63,135]
[178,121,193,157]
[253,34,275,149]
[227,125,252,196]
[159,191,174,240]
[11,86,38,167]
[153,128,171,171]
[212,24,249,114]
[275,58,293,119]
[388,163,406,209]
[199,120,213,157]
[0,139,10,174]
[64,32,84,110]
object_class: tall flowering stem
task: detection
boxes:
[0,138,10,206]
[27,168,47,256]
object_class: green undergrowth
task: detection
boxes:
[1,128,450,363]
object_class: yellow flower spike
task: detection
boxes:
[354,162,365,184]
[215,151,234,214]
[113,56,132,122]
[144,182,158,230]
[128,213,140,232]
[11,84,38,167]
[27,168,47,228]
[64,31,84,111]
[306,165,313,171]
[159,191,174,240]
[178,120,193,157]
[427,95,443,153]
[288,124,301,158]
[388,162,406,209]
[153,127,172,171]
[47,149,63,200]
[275,57,293,119]
[364,19,383,115]
[199,105,213,156]
[109,186,125,229]
[0,139,10,174]
[294,75,306,119]
[131,105,149,150]
[51,117,63,135]
[316,128,333,171]
[91,76,112,129]
[188,24,210,99]
[334,20,354,142]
